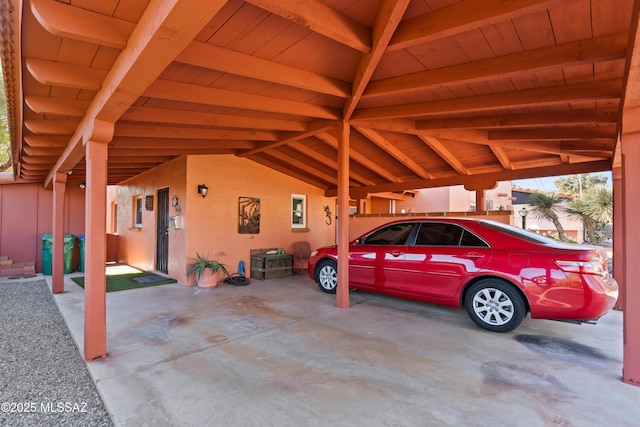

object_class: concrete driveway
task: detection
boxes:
[54,272,640,427]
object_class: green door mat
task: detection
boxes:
[71,272,176,292]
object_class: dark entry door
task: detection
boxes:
[156,188,170,273]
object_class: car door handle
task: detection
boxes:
[390,250,404,257]
[465,252,484,259]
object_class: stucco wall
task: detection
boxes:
[0,182,86,272]
[111,155,336,284]
[112,156,188,276]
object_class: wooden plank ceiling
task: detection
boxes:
[4,0,635,196]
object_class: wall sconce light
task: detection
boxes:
[197,184,208,198]
[78,183,86,190]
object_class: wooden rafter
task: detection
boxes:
[343,0,410,119]
[352,79,623,120]
[30,0,133,48]
[244,0,371,52]
[316,131,403,183]
[367,32,628,99]
[289,144,375,186]
[25,58,107,91]
[177,41,351,98]
[121,106,307,131]
[418,135,469,175]
[144,79,340,120]
[414,108,620,130]
[239,120,336,157]
[25,96,90,117]
[113,124,280,141]
[387,0,561,51]
[354,126,434,179]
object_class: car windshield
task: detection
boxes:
[478,220,568,246]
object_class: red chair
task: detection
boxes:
[293,241,311,274]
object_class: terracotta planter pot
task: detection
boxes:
[198,269,223,288]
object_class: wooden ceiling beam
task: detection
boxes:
[414,108,620,130]
[354,126,434,179]
[24,119,80,135]
[107,156,175,164]
[177,41,350,98]
[488,127,617,141]
[316,131,403,183]
[350,118,419,134]
[484,139,612,158]
[414,128,612,158]
[290,144,376,186]
[388,0,561,52]
[109,148,235,156]
[114,124,279,141]
[144,79,340,120]
[268,149,339,185]
[489,146,513,171]
[238,120,336,156]
[25,58,107,91]
[368,32,627,99]
[21,155,59,164]
[352,78,623,120]
[110,137,255,150]
[25,96,90,117]
[122,106,306,131]
[20,162,53,171]
[417,135,469,175]
[46,0,231,186]
[245,0,371,53]
[561,140,616,152]
[22,146,63,156]
[247,154,331,190]
[30,0,133,49]
[343,0,410,119]
[329,160,613,199]
[23,135,69,148]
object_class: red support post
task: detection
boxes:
[336,122,350,309]
[84,133,110,361]
[52,172,67,294]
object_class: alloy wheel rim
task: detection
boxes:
[319,265,337,290]
[472,288,514,325]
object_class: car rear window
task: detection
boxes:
[415,223,488,247]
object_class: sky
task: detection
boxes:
[512,172,612,191]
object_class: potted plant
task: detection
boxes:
[186,252,229,288]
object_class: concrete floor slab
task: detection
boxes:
[54,272,640,427]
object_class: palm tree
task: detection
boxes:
[583,184,613,224]
[528,192,570,242]
[565,184,613,244]
[565,198,598,243]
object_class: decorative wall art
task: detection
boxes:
[238,196,260,234]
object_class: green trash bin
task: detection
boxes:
[41,233,76,275]
[78,235,85,272]
[41,234,53,275]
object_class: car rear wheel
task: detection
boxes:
[465,280,525,332]
[316,259,337,294]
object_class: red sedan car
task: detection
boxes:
[308,218,618,332]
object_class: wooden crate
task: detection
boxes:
[250,251,293,280]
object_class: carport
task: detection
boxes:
[1,0,639,385]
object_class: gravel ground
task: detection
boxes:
[0,279,113,426]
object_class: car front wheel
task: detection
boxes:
[316,259,337,294]
[464,280,526,332]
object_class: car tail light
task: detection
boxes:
[555,259,606,277]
